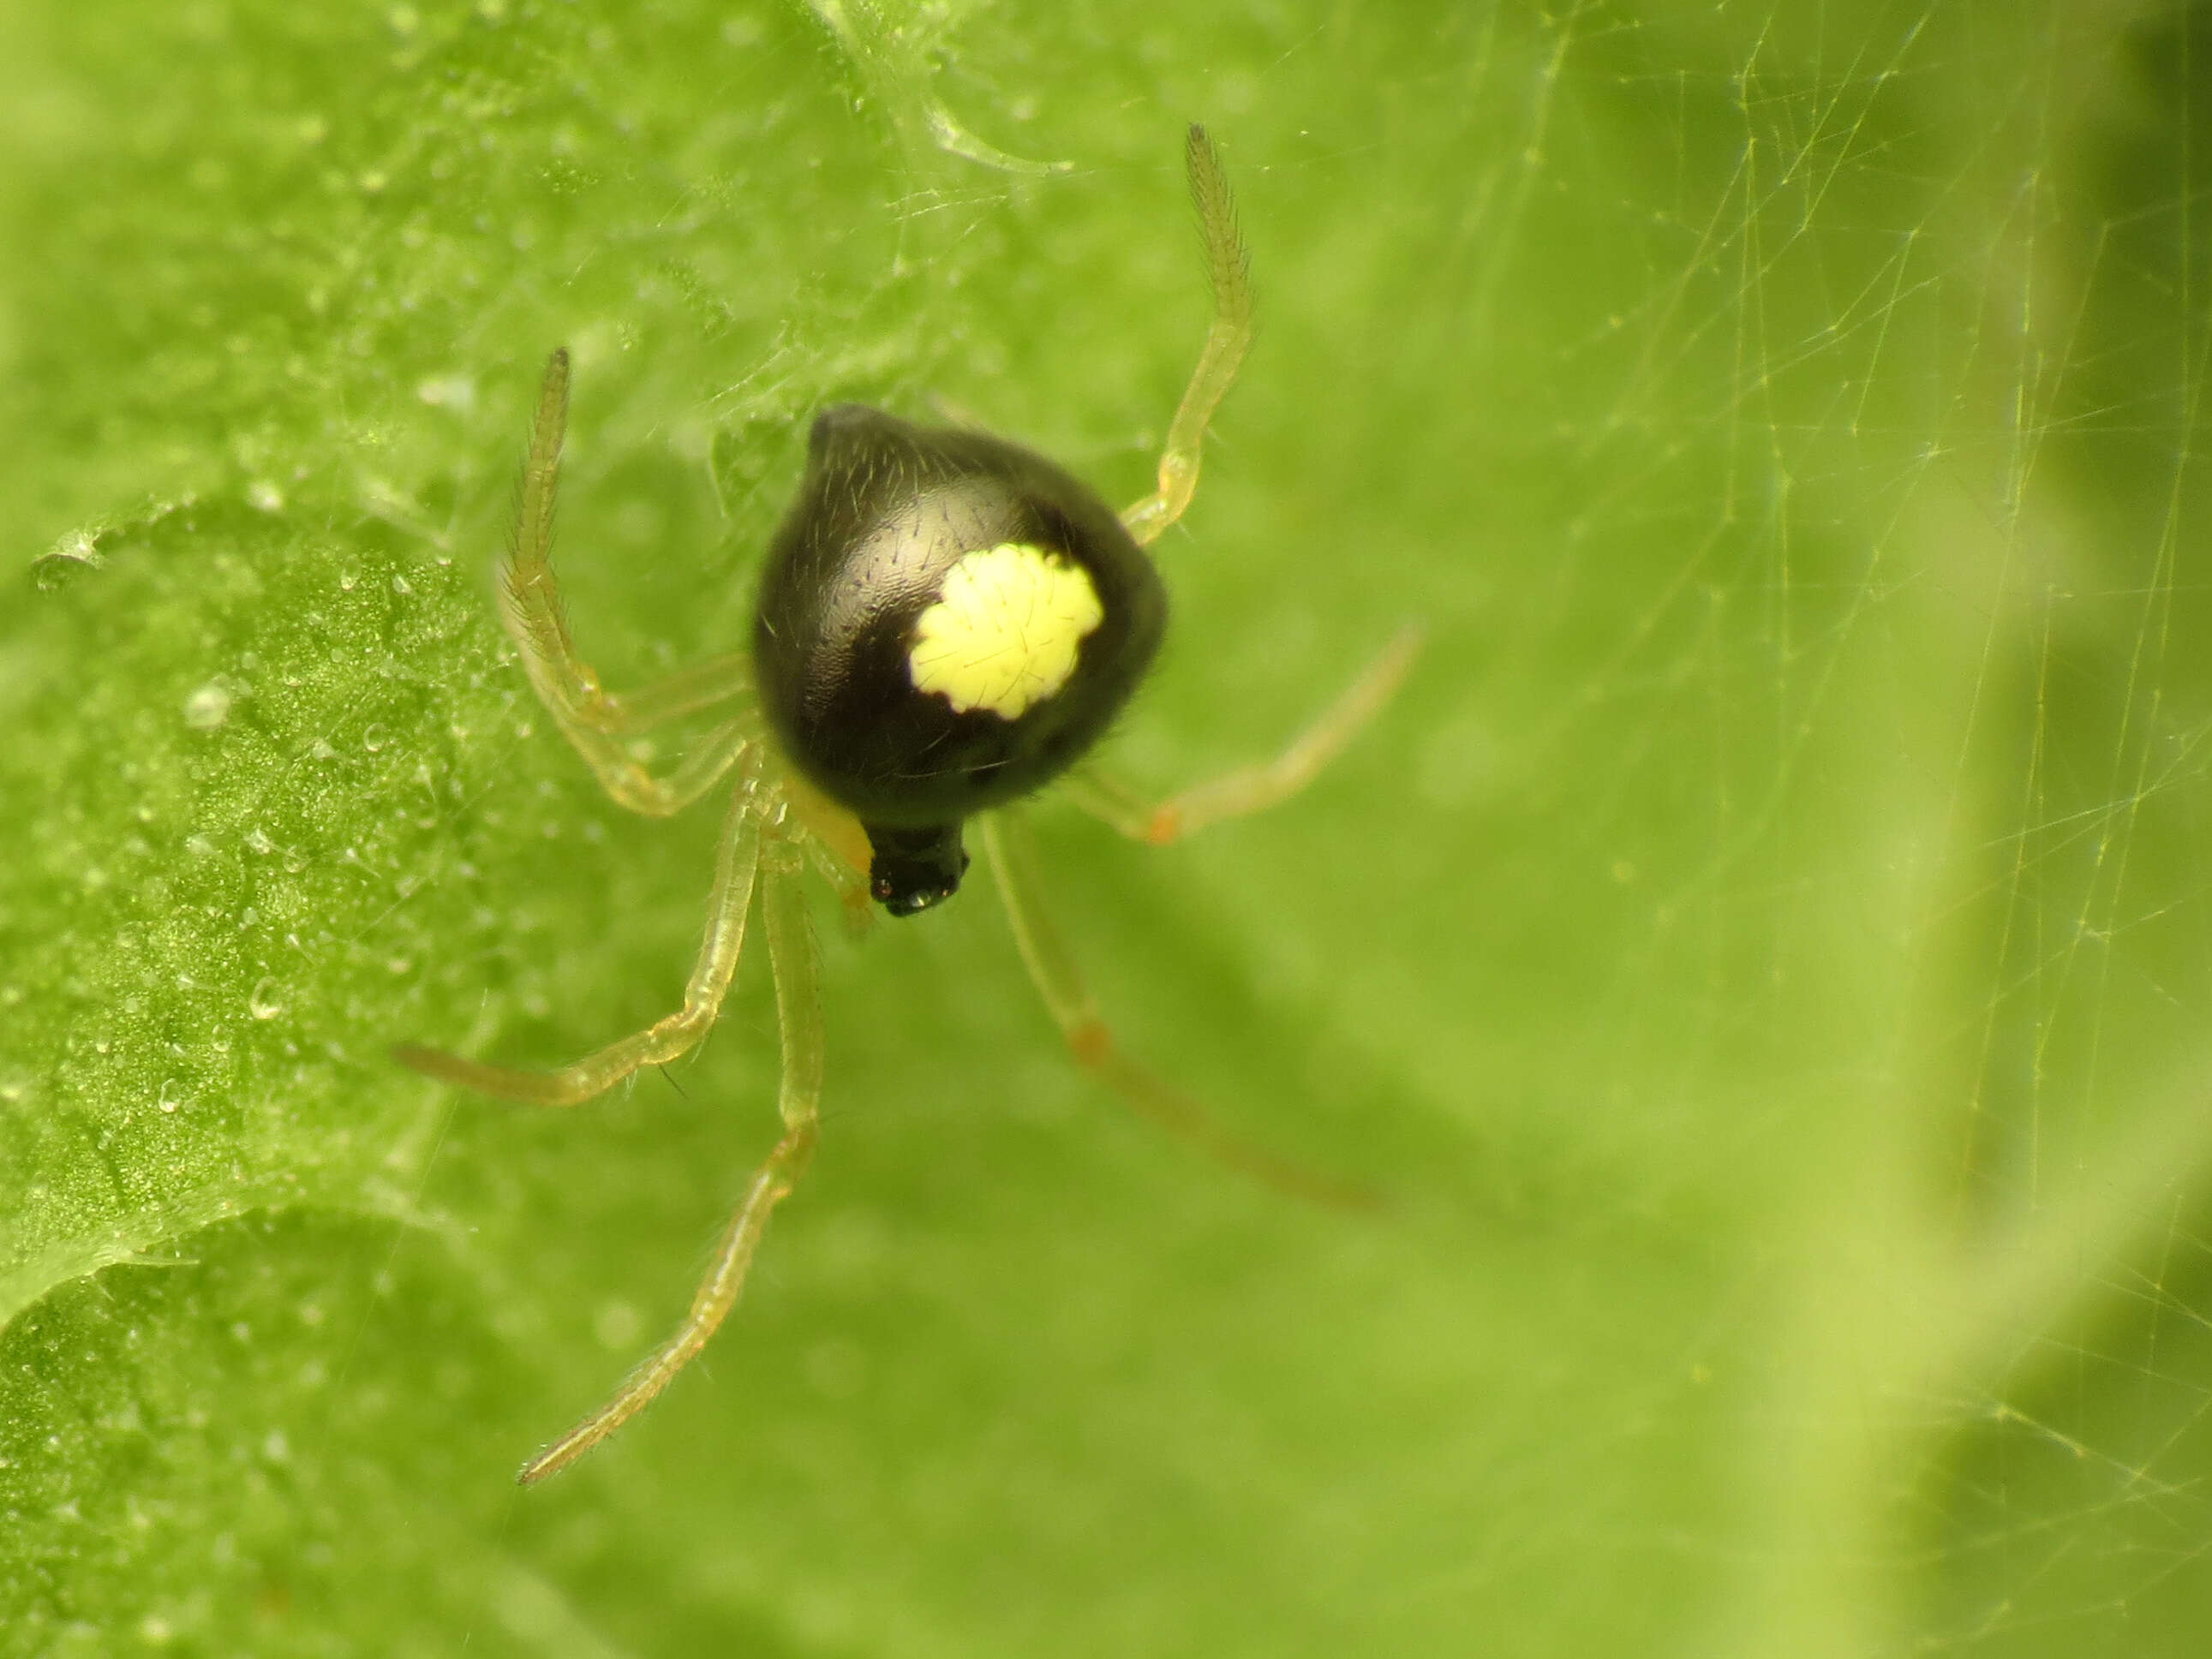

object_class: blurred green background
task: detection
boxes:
[4,0,2211,1652]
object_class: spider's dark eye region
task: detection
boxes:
[865,823,972,916]
[753,405,1167,912]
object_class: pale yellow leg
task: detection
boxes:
[517,831,825,1484]
[1120,126,1256,548]
[394,757,768,1106]
[980,809,1373,1209]
[499,348,757,816]
[582,653,756,734]
[1061,624,1423,844]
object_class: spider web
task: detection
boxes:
[1411,1,2212,1649]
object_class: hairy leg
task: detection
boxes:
[394,757,768,1105]
[516,824,825,1484]
[1061,624,1422,844]
[1120,126,1255,548]
[500,347,756,815]
[980,809,1372,1208]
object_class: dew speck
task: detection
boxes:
[248,480,284,513]
[362,723,389,754]
[392,573,414,596]
[248,977,285,1021]
[157,1081,182,1113]
[182,682,233,731]
[33,523,113,593]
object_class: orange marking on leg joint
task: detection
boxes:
[1068,1018,1115,1065]
[1145,806,1183,846]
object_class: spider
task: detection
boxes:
[397,126,1420,1485]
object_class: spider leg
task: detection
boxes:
[580,653,756,735]
[1120,126,1255,548]
[500,347,757,815]
[517,824,824,1484]
[1061,624,1423,844]
[394,755,768,1106]
[779,767,877,931]
[980,809,1373,1209]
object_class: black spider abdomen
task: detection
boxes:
[753,407,1166,910]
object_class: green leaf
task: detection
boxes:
[5,1,2212,1653]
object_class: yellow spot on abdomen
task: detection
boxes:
[909,542,1104,719]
